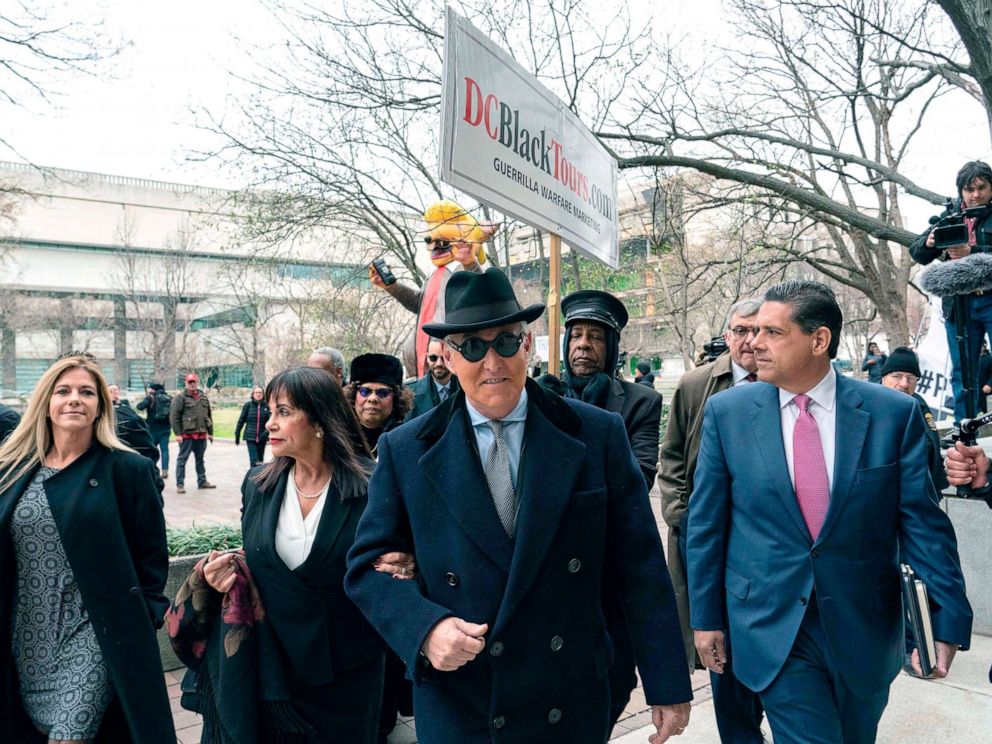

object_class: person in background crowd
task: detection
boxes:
[346,268,692,743]
[406,339,460,421]
[659,298,767,744]
[137,383,172,478]
[171,367,384,743]
[307,347,346,386]
[343,352,413,742]
[861,342,887,383]
[345,354,411,457]
[235,385,271,467]
[170,373,216,494]
[0,403,20,444]
[0,352,174,743]
[880,348,948,493]
[109,382,160,468]
[688,281,972,743]
[910,160,992,423]
[634,360,656,387]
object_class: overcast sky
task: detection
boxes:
[2,0,988,223]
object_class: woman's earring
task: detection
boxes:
[315,430,324,439]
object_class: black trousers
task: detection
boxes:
[176,437,207,486]
[246,440,267,467]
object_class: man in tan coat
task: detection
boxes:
[659,298,765,743]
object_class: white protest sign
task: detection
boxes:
[439,8,619,268]
[916,300,955,423]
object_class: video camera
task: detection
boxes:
[929,198,990,250]
[703,336,728,363]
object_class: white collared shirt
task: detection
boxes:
[465,388,528,490]
[778,367,837,492]
[731,359,756,387]
[274,475,328,570]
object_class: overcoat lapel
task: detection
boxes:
[495,403,585,630]
[297,481,358,573]
[817,377,869,544]
[420,408,514,574]
[43,445,110,559]
[748,386,811,541]
[604,378,624,414]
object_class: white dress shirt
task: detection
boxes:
[778,367,837,492]
[274,474,328,570]
[731,359,756,387]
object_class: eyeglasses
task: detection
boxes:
[886,372,919,384]
[357,386,394,400]
[728,326,759,339]
[427,354,441,362]
[447,332,524,363]
[423,237,451,249]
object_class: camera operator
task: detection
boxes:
[911,161,992,424]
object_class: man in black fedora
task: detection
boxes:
[346,267,692,743]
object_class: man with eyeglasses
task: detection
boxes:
[659,298,767,744]
[880,348,948,493]
[407,339,461,421]
[347,267,692,743]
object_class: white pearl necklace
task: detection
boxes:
[291,465,332,500]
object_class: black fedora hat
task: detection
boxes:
[561,289,629,334]
[422,267,545,337]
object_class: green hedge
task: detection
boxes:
[167,525,243,557]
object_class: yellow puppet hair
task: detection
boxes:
[423,200,490,264]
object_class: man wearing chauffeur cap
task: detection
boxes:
[346,267,692,743]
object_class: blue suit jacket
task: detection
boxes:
[346,379,690,743]
[687,374,972,697]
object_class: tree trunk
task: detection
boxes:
[937,0,992,142]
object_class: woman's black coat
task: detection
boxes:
[0,444,175,743]
[240,465,385,689]
[235,400,271,445]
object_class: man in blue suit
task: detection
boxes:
[687,280,972,743]
[347,267,692,743]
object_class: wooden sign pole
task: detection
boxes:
[548,233,562,375]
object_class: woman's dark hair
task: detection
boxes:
[956,161,992,197]
[343,382,413,425]
[867,342,880,354]
[253,367,372,499]
[763,280,843,359]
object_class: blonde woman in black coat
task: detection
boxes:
[0,352,173,744]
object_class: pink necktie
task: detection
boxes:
[792,394,830,540]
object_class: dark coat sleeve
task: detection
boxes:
[909,223,942,266]
[620,383,662,489]
[115,406,160,466]
[235,402,250,443]
[0,406,20,444]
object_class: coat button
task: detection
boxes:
[811,549,820,557]
[799,597,808,606]
[548,708,562,724]
[490,641,504,657]
[567,558,581,573]
[88,478,99,487]
[492,715,505,730]
[445,572,459,587]
[550,635,564,652]
[129,586,140,595]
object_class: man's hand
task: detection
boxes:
[422,617,488,671]
[910,640,958,679]
[694,629,726,674]
[947,244,972,260]
[649,702,691,742]
[945,441,989,488]
[982,385,991,395]
[368,262,387,289]
[373,551,417,579]
[208,435,214,444]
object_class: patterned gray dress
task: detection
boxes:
[10,467,113,739]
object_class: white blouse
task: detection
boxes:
[274,476,328,570]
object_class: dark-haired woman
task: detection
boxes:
[192,367,386,743]
[345,353,412,457]
[234,385,270,467]
[0,353,174,743]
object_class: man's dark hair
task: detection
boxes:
[763,280,843,359]
[956,161,992,197]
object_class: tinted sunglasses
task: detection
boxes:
[357,386,394,400]
[448,332,524,363]
[427,354,442,362]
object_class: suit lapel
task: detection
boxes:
[420,408,514,574]
[747,386,811,541]
[496,402,585,629]
[817,377,868,544]
[604,378,624,414]
[298,481,358,571]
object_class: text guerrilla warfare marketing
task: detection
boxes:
[462,77,614,235]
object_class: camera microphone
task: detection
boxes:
[920,253,992,296]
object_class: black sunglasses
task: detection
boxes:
[448,332,524,363]
[423,237,452,248]
[357,386,394,400]
[427,354,441,362]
